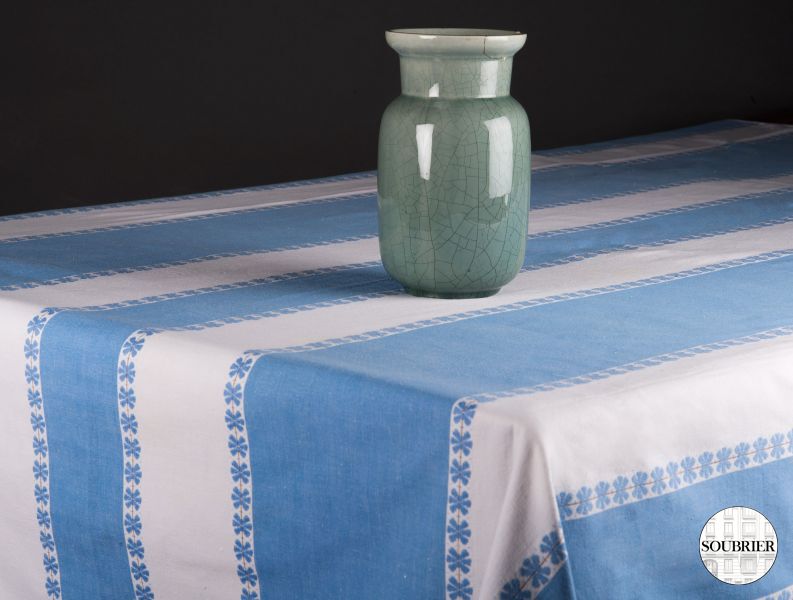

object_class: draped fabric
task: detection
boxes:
[2,120,793,599]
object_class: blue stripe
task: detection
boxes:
[558,459,793,599]
[37,266,401,598]
[0,194,377,287]
[240,251,793,598]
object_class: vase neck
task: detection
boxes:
[399,56,513,99]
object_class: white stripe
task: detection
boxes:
[0,177,377,242]
[531,121,790,169]
[468,333,793,598]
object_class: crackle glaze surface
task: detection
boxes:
[378,28,530,298]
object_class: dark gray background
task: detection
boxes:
[2,2,792,216]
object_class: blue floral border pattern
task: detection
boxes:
[223,352,262,600]
[25,308,63,599]
[118,330,158,600]
[498,528,567,600]
[556,425,793,523]
[445,399,478,600]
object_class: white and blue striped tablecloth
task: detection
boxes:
[2,119,793,600]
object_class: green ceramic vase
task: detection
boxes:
[378,28,530,299]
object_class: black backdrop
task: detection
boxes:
[3,2,793,217]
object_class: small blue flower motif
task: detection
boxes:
[715,448,732,474]
[556,491,574,519]
[135,584,154,600]
[681,456,697,484]
[451,430,473,456]
[119,387,137,409]
[231,461,251,484]
[234,540,254,563]
[540,530,566,565]
[232,487,252,511]
[33,437,48,457]
[118,361,136,384]
[43,554,58,574]
[241,589,259,600]
[613,476,630,505]
[125,462,143,485]
[753,437,768,464]
[25,339,40,360]
[122,336,145,357]
[237,565,258,586]
[449,489,472,515]
[778,591,792,600]
[233,513,253,537]
[124,488,142,511]
[450,459,471,486]
[734,442,751,469]
[125,514,142,536]
[447,518,471,545]
[453,401,477,427]
[25,364,40,385]
[224,382,243,406]
[225,409,245,433]
[520,554,550,588]
[229,357,253,379]
[770,433,786,459]
[34,484,49,505]
[132,561,150,582]
[576,486,594,515]
[594,481,611,509]
[45,576,61,598]
[28,389,43,408]
[124,437,142,460]
[40,531,55,552]
[120,413,139,434]
[37,508,51,528]
[127,539,145,559]
[447,576,473,600]
[27,315,47,335]
[446,548,471,574]
[499,578,531,600]
[30,414,46,432]
[698,452,714,479]
[228,434,248,458]
[631,472,649,499]
[650,467,666,495]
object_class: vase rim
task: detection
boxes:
[386,28,526,58]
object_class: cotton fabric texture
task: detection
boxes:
[1,120,793,599]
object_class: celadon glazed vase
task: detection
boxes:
[378,28,530,298]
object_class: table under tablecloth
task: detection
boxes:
[2,119,793,600]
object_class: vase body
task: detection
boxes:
[378,29,530,298]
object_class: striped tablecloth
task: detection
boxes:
[2,119,793,600]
